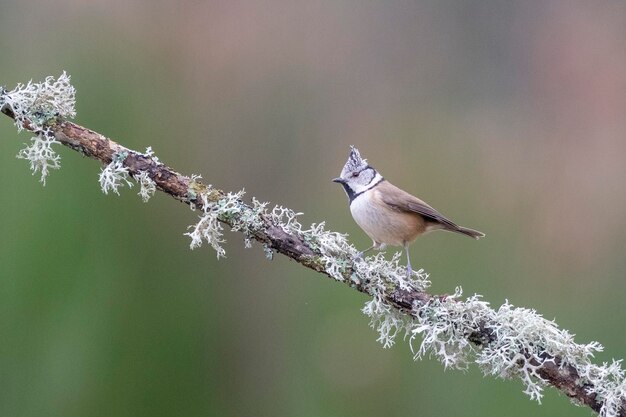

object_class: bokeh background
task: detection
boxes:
[1,1,626,416]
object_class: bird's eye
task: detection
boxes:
[352,172,359,177]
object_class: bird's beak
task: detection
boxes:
[332,177,345,184]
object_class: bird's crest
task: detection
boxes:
[341,145,368,176]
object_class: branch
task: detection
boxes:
[2,74,625,417]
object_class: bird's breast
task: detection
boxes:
[349,191,425,246]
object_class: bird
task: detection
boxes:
[332,146,484,276]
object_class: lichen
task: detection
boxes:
[185,192,228,257]
[135,171,156,202]
[360,257,429,348]
[15,128,61,185]
[99,151,133,195]
[403,290,625,413]
[143,146,160,164]
[577,359,625,417]
[360,277,625,414]
[185,189,260,257]
[362,293,414,348]
[0,71,75,132]
[2,72,75,185]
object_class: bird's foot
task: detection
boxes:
[406,264,413,278]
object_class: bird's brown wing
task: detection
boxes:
[377,181,459,230]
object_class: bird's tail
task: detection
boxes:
[452,225,485,240]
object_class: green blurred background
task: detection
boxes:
[1,1,626,416]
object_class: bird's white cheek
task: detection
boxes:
[348,182,368,195]
[350,173,383,194]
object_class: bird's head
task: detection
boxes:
[332,146,381,200]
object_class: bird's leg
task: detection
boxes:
[355,241,381,260]
[404,243,413,277]
[355,244,375,260]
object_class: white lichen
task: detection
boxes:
[233,197,267,248]
[135,171,156,202]
[410,290,486,370]
[359,252,429,293]
[15,128,61,185]
[473,300,601,402]
[269,205,304,234]
[362,294,413,348]
[229,195,266,239]
[99,152,133,195]
[360,256,429,348]
[185,193,356,275]
[186,192,226,257]
[143,146,160,164]
[578,360,625,417]
[2,73,76,185]
[360,277,625,414]
[0,72,75,132]
[185,190,253,258]
[267,206,364,282]
[302,222,355,281]
[401,290,625,413]
[263,244,274,260]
